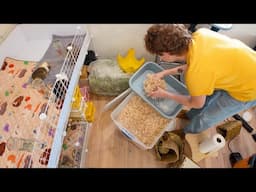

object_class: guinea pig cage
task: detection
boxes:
[0,24,91,168]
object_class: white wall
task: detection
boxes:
[87,24,155,61]
[88,24,256,61]
[0,24,16,44]
[2,24,256,61]
[219,24,256,48]
[197,24,256,48]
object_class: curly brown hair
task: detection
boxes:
[144,24,192,55]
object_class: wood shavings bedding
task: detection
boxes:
[117,95,170,147]
[0,57,60,168]
[143,73,167,96]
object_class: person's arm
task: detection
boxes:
[149,87,206,109]
[154,64,187,79]
[166,92,206,109]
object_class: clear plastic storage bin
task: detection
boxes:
[111,92,176,150]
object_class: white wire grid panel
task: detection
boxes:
[28,25,91,168]
[78,122,91,167]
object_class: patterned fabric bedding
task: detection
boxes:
[0,57,59,168]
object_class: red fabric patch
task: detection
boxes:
[9,64,14,68]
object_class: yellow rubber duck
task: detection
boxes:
[117,48,145,73]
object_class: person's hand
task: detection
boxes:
[152,71,165,80]
[148,87,168,99]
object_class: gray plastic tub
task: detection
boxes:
[129,62,188,119]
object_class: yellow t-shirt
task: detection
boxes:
[185,28,256,102]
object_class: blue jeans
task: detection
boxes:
[183,90,256,133]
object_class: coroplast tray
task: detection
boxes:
[129,62,188,119]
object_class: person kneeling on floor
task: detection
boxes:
[144,24,256,134]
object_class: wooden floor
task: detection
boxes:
[198,111,256,168]
[83,94,256,168]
